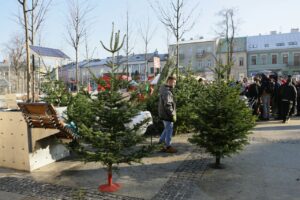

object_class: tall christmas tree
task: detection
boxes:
[67,23,152,192]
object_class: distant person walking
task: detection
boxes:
[279,76,297,123]
[158,76,177,153]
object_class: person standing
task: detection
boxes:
[260,74,274,120]
[158,76,177,153]
[247,76,261,116]
[279,76,297,123]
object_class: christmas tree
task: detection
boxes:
[40,74,71,106]
[67,23,152,192]
[189,80,256,168]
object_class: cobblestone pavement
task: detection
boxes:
[151,149,211,200]
[0,148,211,200]
[0,176,143,200]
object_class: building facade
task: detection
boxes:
[247,29,300,76]
[217,37,247,80]
[169,38,217,79]
[59,52,168,89]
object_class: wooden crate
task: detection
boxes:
[0,112,69,171]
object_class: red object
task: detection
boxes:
[98,172,121,192]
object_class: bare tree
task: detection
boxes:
[139,16,156,81]
[17,0,52,101]
[123,7,135,80]
[17,0,38,101]
[6,34,26,93]
[150,0,199,77]
[66,0,92,92]
[216,8,238,80]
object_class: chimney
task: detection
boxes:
[291,28,299,33]
[270,31,277,35]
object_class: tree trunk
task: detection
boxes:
[75,47,79,92]
[32,54,35,101]
[107,164,113,186]
[215,153,221,167]
[22,0,31,101]
[31,0,35,102]
[176,39,179,78]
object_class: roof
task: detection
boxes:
[247,32,300,52]
[170,38,217,46]
[61,52,168,69]
[30,45,70,59]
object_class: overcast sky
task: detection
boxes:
[0,0,299,61]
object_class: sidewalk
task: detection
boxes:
[191,118,300,200]
[0,119,300,199]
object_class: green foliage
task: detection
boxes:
[174,73,203,134]
[67,23,152,175]
[66,92,93,127]
[68,90,153,169]
[189,81,256,167]
[40,77,71,107]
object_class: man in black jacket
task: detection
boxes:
[158,76,177,153]
[279,76,297,123]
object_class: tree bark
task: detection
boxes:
[75,47,79,92]
[107,164,113,186]
[21,0,31,101]
[215,153,221,167]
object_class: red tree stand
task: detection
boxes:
[98,167,121,192]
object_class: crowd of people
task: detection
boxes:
[239,74,299,123]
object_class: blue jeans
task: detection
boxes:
[262,94,271,119]
[159,121,174,147]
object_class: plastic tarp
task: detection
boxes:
[150,74,160,85]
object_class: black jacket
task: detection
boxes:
[279,82,297,104]
[158,84,176,122]
[247,82,261,99]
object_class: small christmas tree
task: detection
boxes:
[189,80,256,168]
[40,74,71,106]
[67,23,152,192]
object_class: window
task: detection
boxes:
[207,60,212,67]
[251,56,257,65]
[272,55,277,64]
[199,61,203,69]
[282,54,288,64]
[264,44,269,48]
[288,41,298,46]
[150,67,154,74]
[248,44,257,49]
[239,57,244,66]
[294,53,300,66]
[261,55,267,65]
[276,43,285,47]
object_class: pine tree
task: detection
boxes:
[174,70,202,134]
[67,23,152,192]
[189,81,256,168]
[40,74,71,106]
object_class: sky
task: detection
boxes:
[0,0,299,61]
